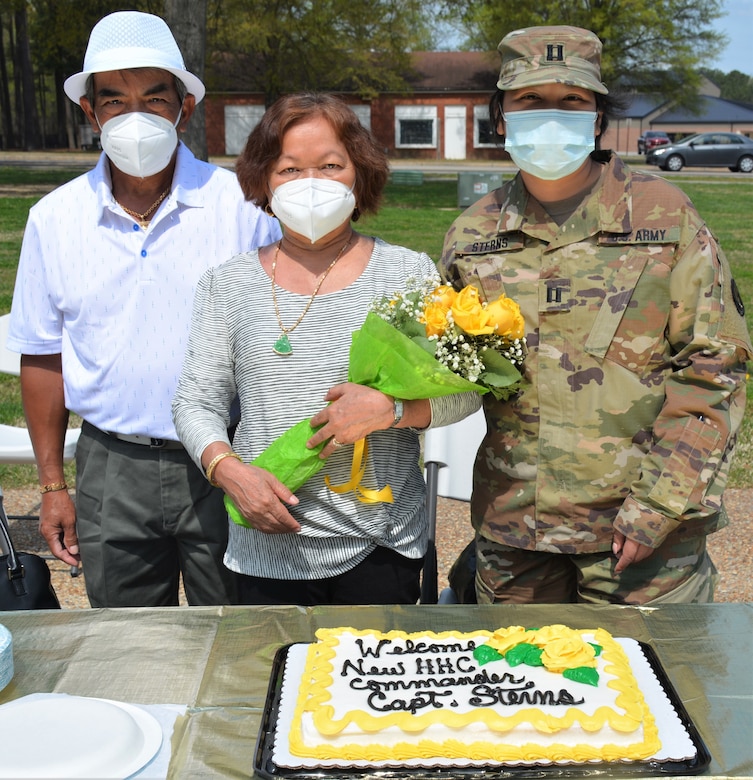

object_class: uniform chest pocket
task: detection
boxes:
[584,248,672,373]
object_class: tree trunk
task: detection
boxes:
[14,4,41,150]
[0,14,16,149]
[164,0,208,161]
[53,68,70,149]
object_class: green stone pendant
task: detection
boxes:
[273,333,293,356]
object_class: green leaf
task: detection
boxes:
[505,643,543,667]
[480,351,523,383]
[474,644,504,665]
[563,666,600,687]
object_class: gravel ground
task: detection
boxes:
[2,488,751,608]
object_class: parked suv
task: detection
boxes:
[637,130,670,154]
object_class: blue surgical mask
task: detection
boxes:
[503,109,597,180]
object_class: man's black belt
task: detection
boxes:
[106,431,184,450]
[85,422,184,450]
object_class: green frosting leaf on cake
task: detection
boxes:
[563,666,600,686]
[505,642,544,667]
[473,644,503,665]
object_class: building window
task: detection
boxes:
[395,106,437,148]
[400,120,433,145]
[474,104,497,148]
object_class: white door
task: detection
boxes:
[444,105,466,160]
[224,105,265,155]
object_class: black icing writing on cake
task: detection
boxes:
[341,659,407,677]
[345,664,525,689]
[470,684,585,707]
[356,685,455,713]
[354,637,477,658]
[342,653,488,678]
[340,638,585,715]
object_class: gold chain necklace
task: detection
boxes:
[271,235,352,356]
[116,186,171,229]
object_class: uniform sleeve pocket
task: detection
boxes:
[647,416,722,516]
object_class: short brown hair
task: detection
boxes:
[236,93,389,217]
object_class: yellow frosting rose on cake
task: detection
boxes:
[529,625,600,673]
[541,636,597,673]
[486,625,535,655]
[533,624,583,646]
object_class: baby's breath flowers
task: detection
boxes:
[370,275,440,333]
[370,276,527,401]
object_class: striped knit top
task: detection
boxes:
[173,237,480,579]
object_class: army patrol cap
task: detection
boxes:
[497,25,608,95]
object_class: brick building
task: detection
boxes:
[204,52,753,159]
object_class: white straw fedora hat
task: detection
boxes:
[64,11,205,105]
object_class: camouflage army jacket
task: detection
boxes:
[440,153,752,553]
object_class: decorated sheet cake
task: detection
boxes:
[256,624,709,777]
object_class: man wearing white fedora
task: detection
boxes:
[7,11,281,607]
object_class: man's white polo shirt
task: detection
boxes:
[7,143,281,439]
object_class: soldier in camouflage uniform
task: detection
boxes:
[440,26,752,605]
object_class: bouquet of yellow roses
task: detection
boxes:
[365,276,527,401]
[225,276,526,525]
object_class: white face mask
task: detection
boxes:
[98,111,180,178]
[270,178,356,244]
[503,109,597,181]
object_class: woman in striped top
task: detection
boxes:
[173,93,479,605]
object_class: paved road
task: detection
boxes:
[1,149,749,180]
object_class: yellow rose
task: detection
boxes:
[486,295,525,340]
[451,286,494,335]
[431,285,458,310]
[423,302,449,338]
[540,637,596,673]
[533,624,582,646]
[487,626,535,655]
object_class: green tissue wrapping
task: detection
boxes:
[224,419,325,528]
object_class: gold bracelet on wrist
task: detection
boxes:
[205,451,242,487]
[40,481,68,494]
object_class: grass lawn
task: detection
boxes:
[1,166,751,487]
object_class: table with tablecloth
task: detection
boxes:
[0,603,751,778]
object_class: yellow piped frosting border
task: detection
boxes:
[289,626,661,764]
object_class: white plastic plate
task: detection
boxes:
[0,695,163,778]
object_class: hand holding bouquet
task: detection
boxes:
[226,276,527,524]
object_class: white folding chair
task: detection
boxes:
[420,408,486,603]
[0,314,20,376]
[0,313,81,463]
[0,424,81,464]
